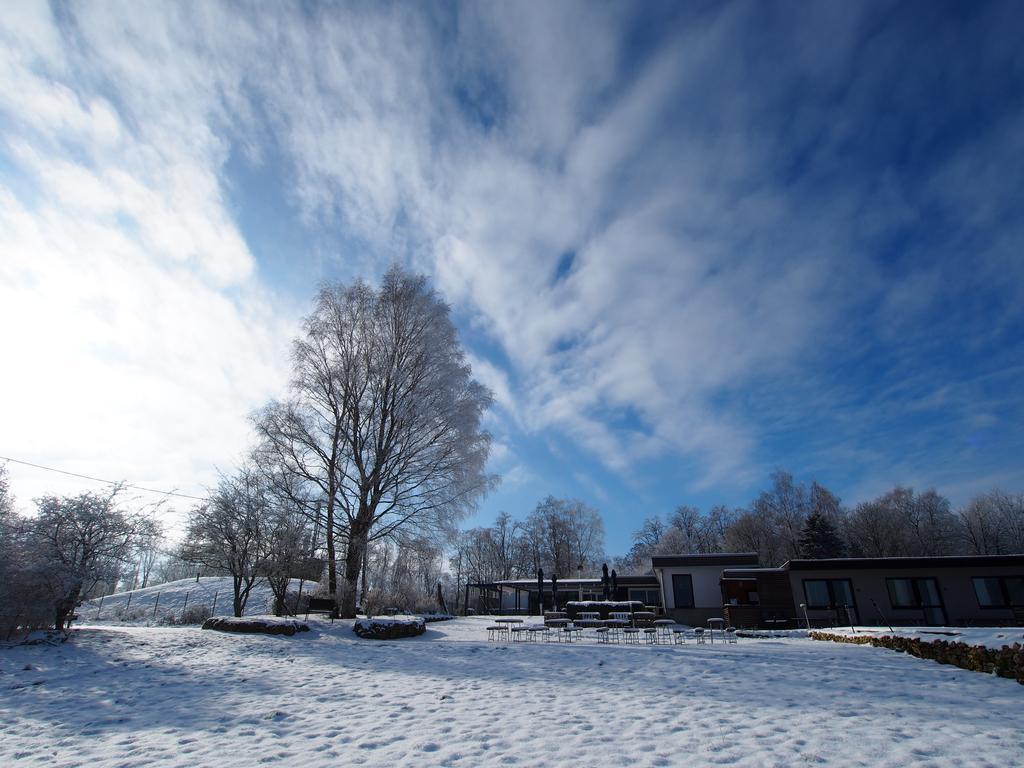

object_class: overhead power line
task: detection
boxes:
[0,455,209,502]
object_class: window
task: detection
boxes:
[886,578,945,624]
[672,574,695,609]
[803,580,832,609]
[803,579,859,623]
[887,578,917,608]
[1008,577,1024,606]
[628,588,662,606]
[973,576,1024,608]
[973,578,1003,607]
[886,578,942,609]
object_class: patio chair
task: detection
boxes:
[487,625,508,642]
[671,627,687,645]
[595,626,611,644]
[623,628,641,645]
[693,627,706,645]
[725,626,738,644]
[642,627,658,645]
[511,626,530,642]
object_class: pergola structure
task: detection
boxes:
[463,575,662,616]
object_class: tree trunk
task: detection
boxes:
[339,518,370,618]
[340,536,363,618]
[325,496,338,617]
[233,575,244,617]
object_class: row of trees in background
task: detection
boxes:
[448,496,606,603]
[620,471,1024,572]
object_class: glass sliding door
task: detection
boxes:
[887,577,946,625]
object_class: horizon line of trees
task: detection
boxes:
[618,472,1024,574]
[4,457,1024,632]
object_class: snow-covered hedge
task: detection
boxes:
[353,616,426,640]
[202,617,310,636]
[810,631,1024,685]
[420,613,455,623]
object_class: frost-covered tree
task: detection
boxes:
[181,468,268,617]
[261,501,314,616]
[960,490,1024,554]
[523,496,605,576]
[26,488,158,630]
[257,267,493,617]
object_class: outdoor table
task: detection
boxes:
[654,618,676,643]
[545,618,569,628]
[707,617,725,644]
[495,618,524,624]
[633,611,656,627]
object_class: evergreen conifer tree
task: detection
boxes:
[798,510,845,559]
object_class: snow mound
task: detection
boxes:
[353,616,426,639]
[202,616,310,636]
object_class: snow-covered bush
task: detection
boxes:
[352,616,426,639]
[202,616,309,636]
[157,605,213,626]
[111,606,149,623]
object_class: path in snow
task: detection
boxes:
[2,616,1022,767]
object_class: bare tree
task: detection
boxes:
[523,496,604,576]
[261,501,314,616]
[180,468,268,617]
[26,488,158,630]
[258,267,493,617]
[960,490,1024,554]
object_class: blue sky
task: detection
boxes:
[1,1,1022,552]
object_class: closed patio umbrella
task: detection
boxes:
[537,568,544,615]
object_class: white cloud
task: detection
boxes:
[0,2,295,525]
[3,0,1017,520]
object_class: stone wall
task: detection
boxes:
[810,631,1024,685]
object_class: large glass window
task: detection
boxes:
[886,578,943,607]
[803,579,858,621]
[973,577,1003,607]
[672,574,695,609]
[803,580,832,609]
[1007,577,1024,606]
[887,578,917,608]
[887,578,945,624]
[973,576,1024,608]
[628,588,662,606]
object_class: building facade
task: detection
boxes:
[715,554,1024,628]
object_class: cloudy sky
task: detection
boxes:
[2,1,1022,550]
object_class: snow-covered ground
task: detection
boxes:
[815,626,1024,650]
[2,616,1023,767]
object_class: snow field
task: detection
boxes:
[1,616,1023,767]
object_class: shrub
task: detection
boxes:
[202,617,309,636]
[157,605,213,626]
[352,616,426,640]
